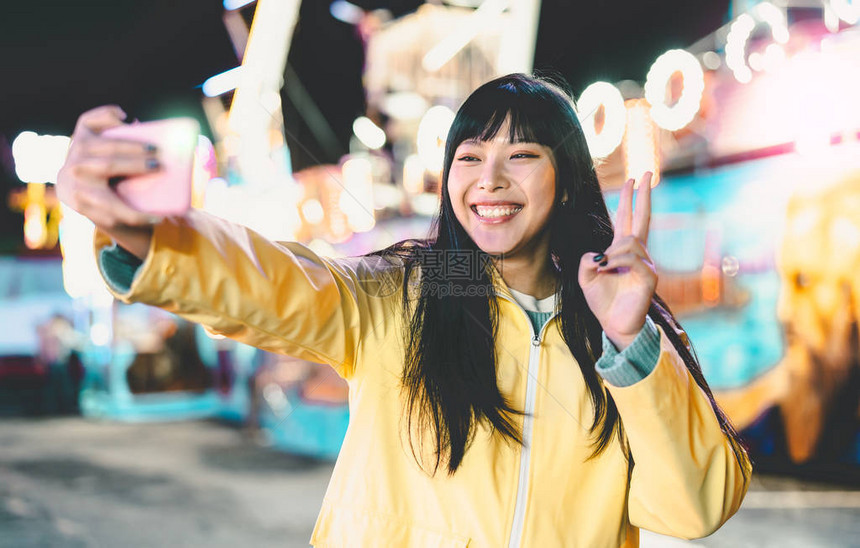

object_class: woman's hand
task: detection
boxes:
[56,105,160,260]
[578,172,657,350]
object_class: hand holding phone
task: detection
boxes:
[101,118,199,216]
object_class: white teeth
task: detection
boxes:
[474,205,522,218]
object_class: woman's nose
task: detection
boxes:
[476,159,509,192]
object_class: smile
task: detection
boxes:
[471,204,523,222]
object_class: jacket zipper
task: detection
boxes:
[497,293,558,548]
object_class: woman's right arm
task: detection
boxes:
[93,210,390,379]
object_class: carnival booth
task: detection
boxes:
[587,2,860,469]
[0,256,76,415]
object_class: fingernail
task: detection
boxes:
[599,259,608,267]
[145,143,158,154]
[147,216,163,224]
[593,253,605,263]
[146,158,160,170]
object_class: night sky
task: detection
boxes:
[0,0,730,247]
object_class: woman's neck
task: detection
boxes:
[493,254,558,300]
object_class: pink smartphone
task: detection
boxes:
[102,118,200,215]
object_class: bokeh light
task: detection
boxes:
[577,81,626,157]
[644,49,705,131]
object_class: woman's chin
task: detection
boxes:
[470,231,525,257]
[474,243,512,257]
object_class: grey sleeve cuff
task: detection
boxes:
[98,243,144,294]
[595,315,661,387]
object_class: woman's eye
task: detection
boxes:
[511,152,538,159]
[457,155,479,162]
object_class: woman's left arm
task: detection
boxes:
[603,324,752,538]
[580,173,751,538]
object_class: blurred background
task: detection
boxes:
[1,0,859,546]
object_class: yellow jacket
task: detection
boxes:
[95,210,751,547]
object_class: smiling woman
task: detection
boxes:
[57,73,751,547]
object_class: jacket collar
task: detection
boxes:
[487,263,561,315]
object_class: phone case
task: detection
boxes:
[102,118,200,215]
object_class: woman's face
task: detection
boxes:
[447,118,562,259]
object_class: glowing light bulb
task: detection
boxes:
[352,116,386,150]
[301,198,325,225]
[644,49,705,131]
[577,82,626,157]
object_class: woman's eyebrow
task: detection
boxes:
[509,135,542,144]
[509,141,545,150]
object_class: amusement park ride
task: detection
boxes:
[6,0,860,466]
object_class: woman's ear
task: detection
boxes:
[560,189,570,206]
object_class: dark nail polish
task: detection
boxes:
[599,259,608,267]
[593,253,605,263]
[145,143,158,154]
[146,158,160,170]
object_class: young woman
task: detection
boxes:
[58,73,751,547]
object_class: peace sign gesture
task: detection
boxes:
[578,172,657,351]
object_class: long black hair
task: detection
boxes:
[371,73,749,478]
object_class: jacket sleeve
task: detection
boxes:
[605,324,752,539]
[93,209,401,380]
[596,315,661,387]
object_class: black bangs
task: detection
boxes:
[468,105,540,146]
[447,77,565,150]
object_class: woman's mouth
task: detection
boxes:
[471,204,523,223]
